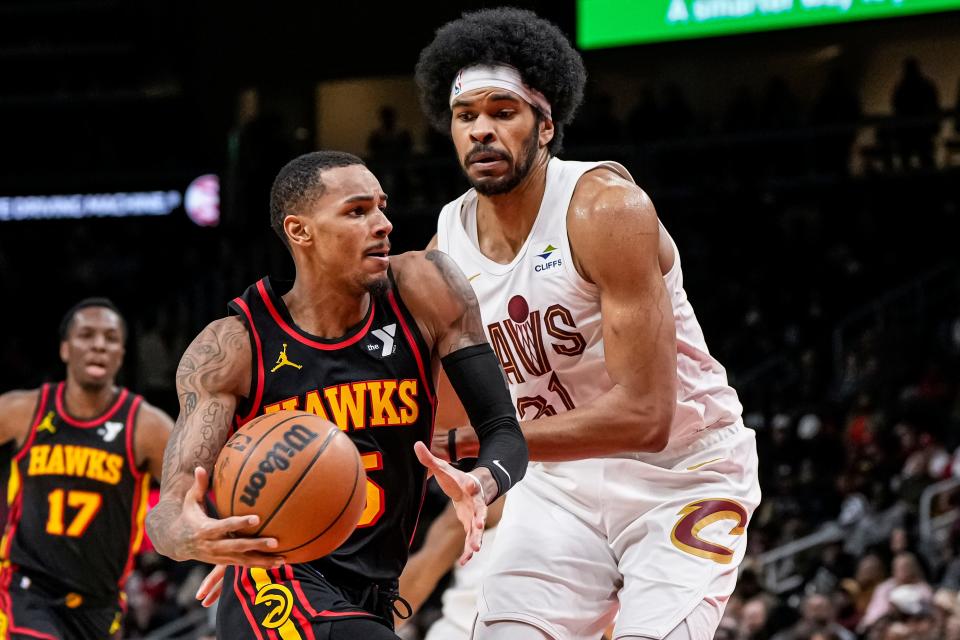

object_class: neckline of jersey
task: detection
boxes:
[259,277,376,350]
[55,382,129,428]
[455,156,560,277]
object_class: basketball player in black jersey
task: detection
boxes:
[0,298,174,639]
[147,151,528,639]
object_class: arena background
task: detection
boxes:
[0,1,959,638]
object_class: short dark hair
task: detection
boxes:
[269,151,366,247]
[59,297,126,341]
[415,8,586,154]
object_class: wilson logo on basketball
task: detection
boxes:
[670,498,748,565]
[239,423,320,507]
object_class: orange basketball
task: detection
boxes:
[212,410,366,564]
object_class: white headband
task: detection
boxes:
[449,64,552,120]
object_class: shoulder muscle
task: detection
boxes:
[392,251,485,357]
[568,170,660,287]
[0,388,43,445]
[177,315,251,399]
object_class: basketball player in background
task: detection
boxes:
[398,494,504,639]
[0,298,173,639]
[146,151,528,639]
[417,8,761,640]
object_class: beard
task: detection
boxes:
[364,273,391,298]
[465,122,540,196]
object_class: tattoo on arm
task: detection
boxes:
[148,319,247,551]
[425,250,488,356]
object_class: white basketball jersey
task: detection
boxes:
[437,157,742,460]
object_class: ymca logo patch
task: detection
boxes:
[98,421,124,443]
[370,323,397,357]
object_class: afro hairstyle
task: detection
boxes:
[415,7,586,154]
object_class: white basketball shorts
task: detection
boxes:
[476,423,761,640]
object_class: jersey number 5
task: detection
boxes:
[356,452,385,528]
[46,489,102,537]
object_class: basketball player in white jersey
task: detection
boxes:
[397,497,504,639]
[415,8,761,640]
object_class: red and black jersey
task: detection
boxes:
[0,382,150,604]
[228,274,436,583]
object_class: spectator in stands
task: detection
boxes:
[367,105,413,159]
[366,105,414,201]
[811,66,862,176]
[739,594,777,639]
[771,592,855,640]
[860,551,933,632]
[844,553,888,624]
[891,57,941,169]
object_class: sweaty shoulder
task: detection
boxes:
[569,168,657,232]
[0,388,43,446]
[177,315,251,399]
[568,168,667,283]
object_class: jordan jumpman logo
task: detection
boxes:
[271,343,302,373]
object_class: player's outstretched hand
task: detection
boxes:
[414,441,486,566]
[170,467,285,568]
[196,564,226,608]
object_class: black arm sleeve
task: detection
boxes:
[440,344,528,498]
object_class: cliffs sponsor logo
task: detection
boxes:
[239,422,322,507]
[534,243,562,273]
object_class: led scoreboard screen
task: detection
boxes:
[577,0,960,48]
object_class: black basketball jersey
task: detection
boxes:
[228,275,436,583]
[0,382,150,603]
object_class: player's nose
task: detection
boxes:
[468,114,496,145]
[371,210,392,238]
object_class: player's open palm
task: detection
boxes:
[414,441,486,565]
[172,467,284,568]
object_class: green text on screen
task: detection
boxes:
[577,0,960,49]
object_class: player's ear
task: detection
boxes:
[539,117,554,148]
[59,340,69,364]
[284,214,311,247]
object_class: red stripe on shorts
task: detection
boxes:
[233,568,265,640]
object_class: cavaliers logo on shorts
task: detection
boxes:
[670,498,748,564]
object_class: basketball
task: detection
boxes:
[212,410,366,564]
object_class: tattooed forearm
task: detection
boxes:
[147,317,248,555]
[425,250,488,355]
